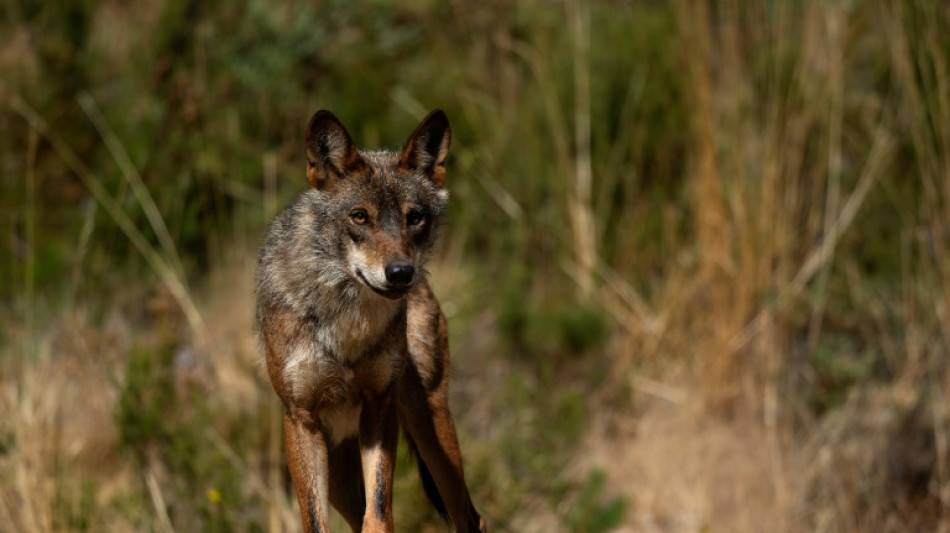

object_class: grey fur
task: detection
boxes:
[256,149,448,324]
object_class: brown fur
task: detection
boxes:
[257,110,485,532]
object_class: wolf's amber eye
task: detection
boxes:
[407,210,425,227]
[350,210,369,225]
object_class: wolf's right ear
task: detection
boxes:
[306,110,364,189]
[400,110,451,188]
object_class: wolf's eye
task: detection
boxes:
[407,209,425,227]
[350,209,369,225]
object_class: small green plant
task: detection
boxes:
[0,429,14,456]
[564,469,626,533]
[114,343,257,530]
[53,478,96,532]
[498,294,609,360]
[554,305,610,355]
[806,333,876,414]
[115,345,177,454]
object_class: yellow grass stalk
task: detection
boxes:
[9,95,208,346]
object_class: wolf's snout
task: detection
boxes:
[384,261,415,286]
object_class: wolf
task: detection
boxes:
[256,109,486,533]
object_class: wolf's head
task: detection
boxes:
[300,109,451,300]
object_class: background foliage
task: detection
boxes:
[2,1,950,531]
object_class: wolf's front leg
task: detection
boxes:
[358,394,399,533]
[284,413,332,533]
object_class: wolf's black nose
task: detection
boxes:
[385,261,415,286]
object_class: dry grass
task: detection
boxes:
[576,1,950,531]
[3,1,950,531]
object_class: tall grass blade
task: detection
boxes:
[10,95,207,344]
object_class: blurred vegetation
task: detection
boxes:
[2,0,950,531]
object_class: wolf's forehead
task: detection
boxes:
[356,151,430,201]
[363,151,405,188]
[360,149,400,168]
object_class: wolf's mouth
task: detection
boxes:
[356,270,410,300]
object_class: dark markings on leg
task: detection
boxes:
[374,458,387,519]
[308,491,320,533]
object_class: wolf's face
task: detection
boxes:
[321,150,448,300]
[305,110,451,300]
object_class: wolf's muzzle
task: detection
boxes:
[384,261,415,286]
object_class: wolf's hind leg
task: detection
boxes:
[329,437,365,532]
[397,365,485,532]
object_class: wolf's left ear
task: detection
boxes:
[400,110,451,188]
[306,110,364,189]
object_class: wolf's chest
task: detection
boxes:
[279,298,406,437]
[283,338,404,444]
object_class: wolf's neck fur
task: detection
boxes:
[313,281,403,364]
[275,263,403,364]
[258,209,405,364]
